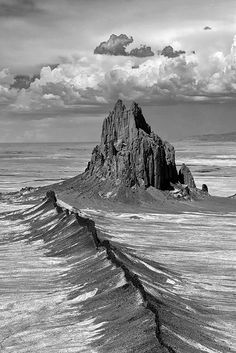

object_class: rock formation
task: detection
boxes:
[85,100,178,190]
[178,163,196,188]
[229,193,236,199]
[202,184,208,193]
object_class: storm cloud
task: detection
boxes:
[94,34,154,57]
[1,41,236,116]
[94,34,133,56]
[129,45,154,57]
[0,0,236,141]
[161,46,186,58]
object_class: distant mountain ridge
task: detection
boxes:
[188,131,236,142]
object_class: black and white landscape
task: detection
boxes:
[0,1,236,352]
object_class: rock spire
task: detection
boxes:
[178,163,196,188]
[85,100,178,190]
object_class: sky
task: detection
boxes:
[0,0,236,142]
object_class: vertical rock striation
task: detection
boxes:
[86,100,178,190]
[178,163,196,188]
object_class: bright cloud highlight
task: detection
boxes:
[2,38,236,116]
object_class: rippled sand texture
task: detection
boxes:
[0,203,102,353]
[82,208,236,352]
[1,196,235,352]
[0,201,160,353]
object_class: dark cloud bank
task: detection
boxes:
[94,34,154,57]
[0,0,42,17]
[11,64,58,90]
[94,34,188,58]
[161,46,186,58]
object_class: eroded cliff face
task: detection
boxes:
[85,100,178,190]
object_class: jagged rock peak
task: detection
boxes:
[113,98,125,111]
[130,101,151,135]
[101,100,151,145]
[86,100,178,190]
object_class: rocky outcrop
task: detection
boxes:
[202,184,208,193]
[178,163,196,188]
[85,100,178,190]
[46,192,177,352]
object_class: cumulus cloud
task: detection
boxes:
[2,38,236,115]
[10,65,58,90]
[161,46,186,58]
[0,68,18,105]
[0,68,14,86]
[94,34,154,58]
[129,45,154,57]
[94,34,133,56]
[11,75,33,90]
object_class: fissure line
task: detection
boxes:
[46,190,177,353]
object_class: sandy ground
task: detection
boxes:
[17,171,236,215]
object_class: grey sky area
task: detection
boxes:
[0,0,236,141]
